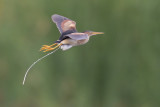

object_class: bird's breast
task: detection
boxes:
[77,39,89,45]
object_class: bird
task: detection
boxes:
[22,14,104,85]
[40,14,104,52]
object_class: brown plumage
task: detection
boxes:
[40,14,104,52]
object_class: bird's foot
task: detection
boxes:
[40,43,57,52]
[40,43,62,52]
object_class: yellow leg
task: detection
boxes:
[40,43,57,51]
[40,43,62,52]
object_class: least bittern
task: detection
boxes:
[40,14,104,52]
[23,14,104,85]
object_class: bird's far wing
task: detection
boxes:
[51,14,77,34]
[66,33,88,40]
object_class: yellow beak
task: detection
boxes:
[92,32,104,35]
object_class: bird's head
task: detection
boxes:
[84,31,104,36]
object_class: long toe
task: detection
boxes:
[40,45,51,51]
[43,48,54,52]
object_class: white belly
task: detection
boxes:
[60,38,89,50]
[60,45,72,51]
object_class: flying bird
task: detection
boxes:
[23,14,104,85]
[40,14,104,52]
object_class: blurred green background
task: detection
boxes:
[0,0,160,107]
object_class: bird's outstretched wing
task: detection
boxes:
[65,33,88,40]
[52,14,77,35]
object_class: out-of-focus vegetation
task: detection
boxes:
[0,0,160,107]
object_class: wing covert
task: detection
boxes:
[51,14,77,34]
[65,33,88,40]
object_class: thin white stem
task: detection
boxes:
[23,47,60,85]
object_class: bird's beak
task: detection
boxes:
[92,32,104,35]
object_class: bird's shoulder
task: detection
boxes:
[65,32,89,40]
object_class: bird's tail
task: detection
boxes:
[54,40,61,43]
